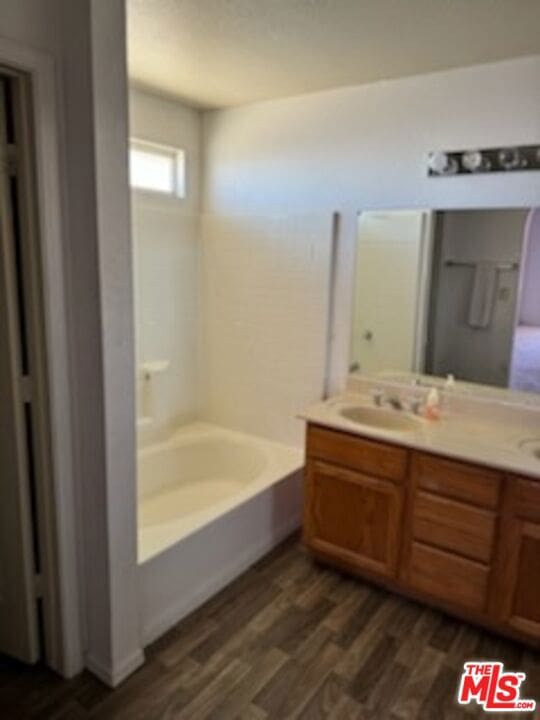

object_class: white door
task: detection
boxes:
[351,210,433,375]
[0,79,40,663]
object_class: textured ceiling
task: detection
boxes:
[127,0,540,109]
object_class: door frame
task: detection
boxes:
[351,209,434,375]
[508,207,539,386]
[0,39,83,677]
[412,210,435,373]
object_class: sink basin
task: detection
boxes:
[338,405,421,433]
[519,439,540,461]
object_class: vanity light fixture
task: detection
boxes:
[427,143,540,176]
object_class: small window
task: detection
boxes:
[129,139,185,198]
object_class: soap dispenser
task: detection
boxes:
[424,387,441,421]
[444,374,455,391]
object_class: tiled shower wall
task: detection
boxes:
[133,209,334,444]
[130,88,202,434]
[131,81,334,446]
[132,197,200,430]
[199,214,335,446]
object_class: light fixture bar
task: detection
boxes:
[427,144,540,177]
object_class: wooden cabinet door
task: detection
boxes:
[304,460,404,578]
[496,519,540,639]
[493,478,540,640]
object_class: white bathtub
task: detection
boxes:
[137,422,303,644]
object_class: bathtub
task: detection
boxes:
[137,422,303,645]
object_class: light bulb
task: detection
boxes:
[462,150,490,172]
[427,152,458,176]
[498,148,525,170]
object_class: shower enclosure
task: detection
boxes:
[128,91,335,645]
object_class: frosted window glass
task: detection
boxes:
[129,142,185,197]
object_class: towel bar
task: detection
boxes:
[444,260,519,271]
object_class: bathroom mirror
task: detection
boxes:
[350,207,540,394]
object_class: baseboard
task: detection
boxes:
[142,513,300,646]
[85,648,145,688]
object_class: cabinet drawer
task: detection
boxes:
[413,453,501,509]
[407,541,489,612]
[412,491,496,563]
[307,425,408,483]
[515,477,540,522]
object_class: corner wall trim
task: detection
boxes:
[85,649,146,688]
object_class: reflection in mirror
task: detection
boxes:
[351,208,540,394]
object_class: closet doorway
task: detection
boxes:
[0,67,60,667]
[510,208,540,393]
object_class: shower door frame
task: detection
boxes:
[0,39,83,677]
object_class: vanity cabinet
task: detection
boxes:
[303,423,540,648]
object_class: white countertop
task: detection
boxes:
[300,392,540,480]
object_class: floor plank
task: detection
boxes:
[0,537,538,719]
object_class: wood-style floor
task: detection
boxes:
[1,536,539,719]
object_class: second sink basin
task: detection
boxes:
[519,439,540,461]
[339,405,421,433]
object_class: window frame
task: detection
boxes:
[129,138,186,199]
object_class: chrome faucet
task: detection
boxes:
[372,389,423,415]
[371,389,402,410]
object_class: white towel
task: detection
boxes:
[468,261,498,329]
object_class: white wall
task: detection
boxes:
[85,0,143,684]
[129,89,202,433]
[0,0,62,52]
[202,56,540,391]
